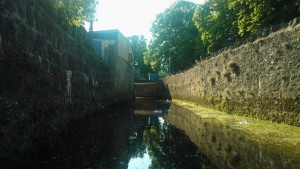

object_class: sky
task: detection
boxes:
[92,0,205,42]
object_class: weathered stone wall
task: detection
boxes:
[110,54,135,101]
[0,0,133,165]
[163,21,300,126]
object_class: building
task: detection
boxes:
[92,29,135,101]
[92,29,134,66]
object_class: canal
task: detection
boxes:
[15,98,300,169]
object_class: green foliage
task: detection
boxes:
[128,35,153,73]
[146,1,200,73]
[191,0,300,60]
[144,41,163,72]
[193,0,240,54]
[227,0,300,36]
[36,0,97,27]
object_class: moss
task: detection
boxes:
[221,70,231,82]
[221,100,226,107]
[213,69,220,77]
[171,99,300,151]
[281,42,292,50]
[221,51,229,59]
[256,38,265,45]
[172,96,300,127]
[207,77,216,86]
[226,60,240,75]
[245,42,254,49]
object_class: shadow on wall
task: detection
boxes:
[134,80,171,99]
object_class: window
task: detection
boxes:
[93,41,102,55]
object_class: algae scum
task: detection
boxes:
[166,100,300,169]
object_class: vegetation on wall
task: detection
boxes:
[36,0,97,28]
[145,0,300,73]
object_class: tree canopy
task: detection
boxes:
[193,0,238,54]
[144,1,200,73]
[128,35,153,73]
[226,0,300,37]
[145,0,300,73]
[37,0,97,27]
[193,0,300,54]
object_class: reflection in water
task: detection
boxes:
[165,103,300,169]
[13,103,134,169]
[12,98,300,169]
[14,99,217,169]
[128,98,217,169]
[128,150,151,169]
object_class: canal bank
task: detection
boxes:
[162,19,300,126]
[165,99,300,169]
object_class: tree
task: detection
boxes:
[193,0,300,56]
[57,0,97,27]
[36,0,97,27]
[145,1,200,73]
[193,0,239,54]
[227,0,300,37]
[128,35,153,73]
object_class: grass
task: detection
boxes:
[171,99,300,154]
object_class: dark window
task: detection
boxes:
[93,41,102,55]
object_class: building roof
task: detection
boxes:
[93,29,127,40]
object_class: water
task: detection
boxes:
[165,103,300,169]
[14,98,216,169]
[127,98,217,169]
[10,98,300,169]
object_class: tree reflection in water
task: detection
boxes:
[128,104,217,169]
[9,99,216,169]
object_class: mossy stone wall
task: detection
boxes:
[163,22,300,126]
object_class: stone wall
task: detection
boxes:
[0,0,133,165]
[163,21,300,126]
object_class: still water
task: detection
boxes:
[17,98,300,169]
[18,98,217,169]
[127,98,217,169]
